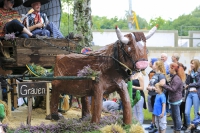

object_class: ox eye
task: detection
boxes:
[128,47,131,52]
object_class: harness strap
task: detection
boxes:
[112,41,132,76]
[120,42,127,62]
[113,41,120,70]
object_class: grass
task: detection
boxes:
[143,92,195,122]
[143,106,195,121]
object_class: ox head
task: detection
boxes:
[115,26,149,71]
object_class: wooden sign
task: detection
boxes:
[18,82,47,97]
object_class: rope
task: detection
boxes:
[25,64,40,77]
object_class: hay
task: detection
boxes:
[129,123,144,133]
[100,124,126,133]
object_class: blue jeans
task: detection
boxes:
[132,96,144,124]
[171,103,182,131]
[185,92,199,126]
[32,28,50,37]
[31,22,63,38]
[191,116,200,127]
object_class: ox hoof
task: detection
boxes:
[45,113,65,120]
[45,114,52,120]
[52,113,59,120]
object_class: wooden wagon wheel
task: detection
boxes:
[0,40,10,58]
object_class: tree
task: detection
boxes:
[60,0,74,36]
[74,0,93,47]
[60,12,74,36]
[60,0,93,47]
[92,16,129,30]
[172,14,200,36]
[148,16,167,29]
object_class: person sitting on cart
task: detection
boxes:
[0,0,36,38]
[23,0,64,39]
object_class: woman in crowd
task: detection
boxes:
[160,62,186,133]
[145,60,166,133]
[145,58,157,130]
[131,71,146,124]
[185,59,200,128]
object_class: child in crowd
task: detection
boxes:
[146,60,166,133]
[153,83,167,133]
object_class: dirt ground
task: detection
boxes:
[4,106,82,128]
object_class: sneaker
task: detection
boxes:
[185,124,195,133]
[181,126,187,130]
[185,129,191,133]
[30,34,36,38]
[145,122,154,130]
[148,128,158,133]
[198,111,200,116]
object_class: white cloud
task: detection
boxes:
[91,0,200,22]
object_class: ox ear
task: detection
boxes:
[115,26,129,44]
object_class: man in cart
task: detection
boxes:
[23,0,64,39]
[0,0,35,38]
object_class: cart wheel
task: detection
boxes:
[23,96,43,109]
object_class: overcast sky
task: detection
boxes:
[91,0,200,22]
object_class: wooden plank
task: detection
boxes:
[46,83,51,115]
[16,55,56,66]
[7,79,11,117]
[16,47,71,55]
[12,79,18,109]
[15,38,78,49]
[27,97,32,125]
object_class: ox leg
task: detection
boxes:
[91,88,103,123]
[50,84,60,120]
[117,81,132,125]
[81,96,91,118]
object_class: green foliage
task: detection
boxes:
[137,15,148,29]
[147,5,200,35]
[92,15,147,30]
[148,16,166,29]
[92,16,128,30]
[60,0,200,37]
[60,12,74,36]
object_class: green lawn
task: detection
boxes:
[143,106,195,121]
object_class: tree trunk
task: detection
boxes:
[73,0,93,47]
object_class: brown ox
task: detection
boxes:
[48,26,157,124]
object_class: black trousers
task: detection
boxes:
[5,19,28,38]
[180,101,187,127]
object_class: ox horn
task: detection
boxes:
[115,26,129,44]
